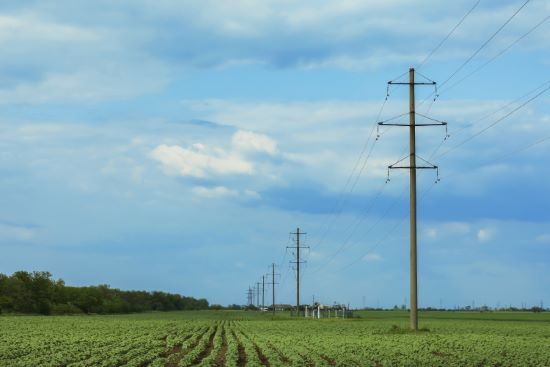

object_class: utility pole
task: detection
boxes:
[246,287,253,306]
[269,263,279,316]
[288,227,308,316]
[379,68,446,330]
[262,275,265,309]
[256,281,261,308]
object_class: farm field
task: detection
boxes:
[1,310,549,367]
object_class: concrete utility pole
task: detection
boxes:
[270,263,279,316]
[408,68,419,331]
[379,68,446,330]
[256,282,261,308]
[246,287,253,306]
[288,227,308,315]
[262,275,265,309]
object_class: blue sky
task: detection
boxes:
[0,0,549,309]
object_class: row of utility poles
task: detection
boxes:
[246,228,307,315]
[247,263,279,315]
[244,68,444,330]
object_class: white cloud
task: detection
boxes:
[0,68,170,104]
[477,228,495,243]
[232,130,278,155]
[0,15,99,43]
[192,186,238,198]
[425,228,438,240]
[150,144,253,178]
[0,223,34,241]
[426,222,471,240]
[363,253,382,262]
[243,190,261,199]
[535,234,550,244]
[191,186,261,200]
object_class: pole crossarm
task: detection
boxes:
[388,82,436,85]
[378,113,447,127]
[387,74,439,104]
[379,122,445,127]
[377,113,448,140]
[386,154,440,183]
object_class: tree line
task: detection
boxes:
[0,271,209,315]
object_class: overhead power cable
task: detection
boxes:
[310,180,391,274]
[443,135,550,182]
[336,183,435,273]
[417,0,481,69]
[439,0,531,89]
[310,82,401,252]
[437,83,550,159]
[339,130,550,274]
[440,15,549,95]
[428,79,550,160]
[310,123,378,251]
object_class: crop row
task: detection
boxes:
[1,313,549,366]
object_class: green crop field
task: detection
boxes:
[1,311,549,367]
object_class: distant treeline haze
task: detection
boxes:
[0,271,209,315]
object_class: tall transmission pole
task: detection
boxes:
[379,68,446,330]
[288,227,308,315]
[269,263,279,316]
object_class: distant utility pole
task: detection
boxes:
[269,263,280,315]
[288,227,308,315]
[262,275,265,309]
[246,287,253,306]
[379,68,446,331]
[256,281,261,308]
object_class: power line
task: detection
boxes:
[310,180,391,274]
[331,87,549,307]
[310,75,406,254]
[428,79,550,160]
[311,138,411,275]
[439,0,531,89]
[437,83,550,160]
[440,15,549,95]
[310,123,378,251]
[316,183,409,274]
[337,182,436,273]
[417,0,481,69]
[441,135,550,182]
